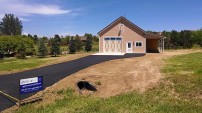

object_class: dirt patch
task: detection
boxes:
[3,49,201,112]
[46,49,200,98]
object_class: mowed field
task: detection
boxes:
[3,49,202,113]
[0,53,92,75]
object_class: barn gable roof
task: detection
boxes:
[97,16,163,39]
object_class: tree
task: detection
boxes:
[170,30,180,49]
[69,36,76,54]
[192,30,202,47]
[74,35,82,51]
[33,35,39,44]
[50,35,61,57]
[0,14,23,35]
[0,36,17,55]
[65,36,70,45]
[93,36,99,42]
[28,34,32,38]
[179,30,193,48]
[38,38,48,57]
[15,36,34,58]
[60,35,70,46]
[85,36,92,52]
[0,35,34,58]
[84,33,93,43]
[162,30,171,49]
[42,36,48,43]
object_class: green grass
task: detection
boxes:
[162,52,202,98]
[15,52,202,113]
[0,57,51,72]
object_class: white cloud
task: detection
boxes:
[58,32,84,37]
[19,17,31,22]
[0,0,71,21]
[22,32,29,35]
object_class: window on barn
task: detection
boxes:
[135,41,142,47]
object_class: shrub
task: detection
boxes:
[69,39,76,54]
[50,35,61,57]
[38,39,48,58]
[85,36,92,52]
[192,44,201,49]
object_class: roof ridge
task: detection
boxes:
[97,16,146,35]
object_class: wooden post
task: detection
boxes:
[163,37,165,53]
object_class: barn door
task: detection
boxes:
[126,42,133,53]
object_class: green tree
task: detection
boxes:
[50,35,61,57]
[84,33,93,43]
[69,36,76,54]
[75,35,82,51]
[0,14,23,35]
[60,35,70,46]
[170,30,180,49]
[179,30,193,48]
[93,36,99,42]
[65,36,70,45]
[0,36,17,55]
[42,36,48,43]
[38,38,48,58]
[33,35,39,44]
[192,30,202,47]
[0,35,34,58]
[162,30,171,49]
[15,36,34,58]
[28,34,32,38]
[85,36,92,52]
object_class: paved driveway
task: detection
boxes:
[0,53,145,111]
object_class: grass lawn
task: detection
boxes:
[0,57,50,72]
[0,53,91,74]
[14,52,202,113]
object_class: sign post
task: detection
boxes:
[19,76,43,105]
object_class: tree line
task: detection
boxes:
[0,33,98,59]
[37,33,96,58]
[0,14,98,59]
[148,30,202,49]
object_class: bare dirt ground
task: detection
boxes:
[3,49,201,112]
[46,49,201,98]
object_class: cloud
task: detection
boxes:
[22,32,29,36]
[58,32,84,37]
[19,17,31,22]
[0,0,71,21]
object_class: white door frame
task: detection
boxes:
[103,37,122,53]
[126,41,133,53]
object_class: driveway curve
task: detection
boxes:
[0,53,145,111]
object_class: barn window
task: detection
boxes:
[135,41,142,47]
[110,38,116,40]
[104,38,110,40]
[116,38,121,40]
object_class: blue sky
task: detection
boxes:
[0,0,202,37]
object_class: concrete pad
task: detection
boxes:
[92,53,125,56]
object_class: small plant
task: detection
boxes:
[192,44,201,49]
[95,80,102,86]
[56,90,64,95]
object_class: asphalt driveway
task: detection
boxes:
[0,53,145,111]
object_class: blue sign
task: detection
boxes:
[20,76,43,94]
